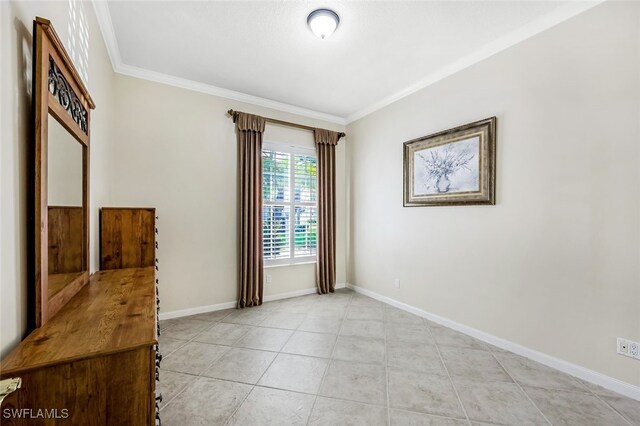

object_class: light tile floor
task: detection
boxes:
[157,288,639,426]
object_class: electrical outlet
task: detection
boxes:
[266,274,272,284]
[617,338,640,360]
[393,278,400,289]
[618,338,629,355]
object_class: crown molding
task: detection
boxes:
[91,1,346,125]
[344,0,606,124]
[92,0,122,72]
[116,63,347,125]
[93,0,603,127]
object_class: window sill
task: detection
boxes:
[264,261,317,269]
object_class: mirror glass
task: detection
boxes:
[47,113,84,300]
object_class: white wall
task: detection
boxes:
[0,0,115,358]
[111,75,347,314]
[346,1,640,387]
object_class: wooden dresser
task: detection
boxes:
[3,18,161,425]
[0,267,158,425]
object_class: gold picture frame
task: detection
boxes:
[403,117,496,207]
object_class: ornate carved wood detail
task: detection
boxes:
[48,57,88,134]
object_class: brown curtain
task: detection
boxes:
[315,129,340,294]
[236,112,266,308]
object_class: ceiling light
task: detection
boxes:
[307,9,340,40]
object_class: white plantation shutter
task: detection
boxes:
[262,150,290,202]
[262,205,290,260]
[262,144,317,265]
[294,206,317,257]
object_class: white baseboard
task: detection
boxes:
[159,301,237,321]
[159,283,347,321]
[263,287,317,302]
[345,283,640,401]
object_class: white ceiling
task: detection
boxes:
[95,1,600,124]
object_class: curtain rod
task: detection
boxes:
[227,109,346,139]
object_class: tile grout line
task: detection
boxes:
[490,350,633,426]
[563,373,633,425]
[164,296,333,418]
[223,298,320,425]
[159,310,236,411]
[164,294,639,425]
[220,349,270,425]
[305,289,354,426]
[222,336,286,425]
[184,301,354,360]
[428,320,472,426]
[195,297,470,423]
[159,367,471,423]
[219,291,352,424]
[488,351,553,426]
[392,407,477,424]
[578,384,634,425]
[223,387,253,426]
[166,301,374,414]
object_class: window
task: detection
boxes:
[262,142,317,266]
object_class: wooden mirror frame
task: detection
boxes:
[33,17,95,327]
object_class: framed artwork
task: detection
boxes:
[403,117,496,207]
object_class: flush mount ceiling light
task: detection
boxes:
[307,9,340,40]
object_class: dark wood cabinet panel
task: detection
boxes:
[0,347,153,425]
[100,208,156,270]
[48,207,83,274]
